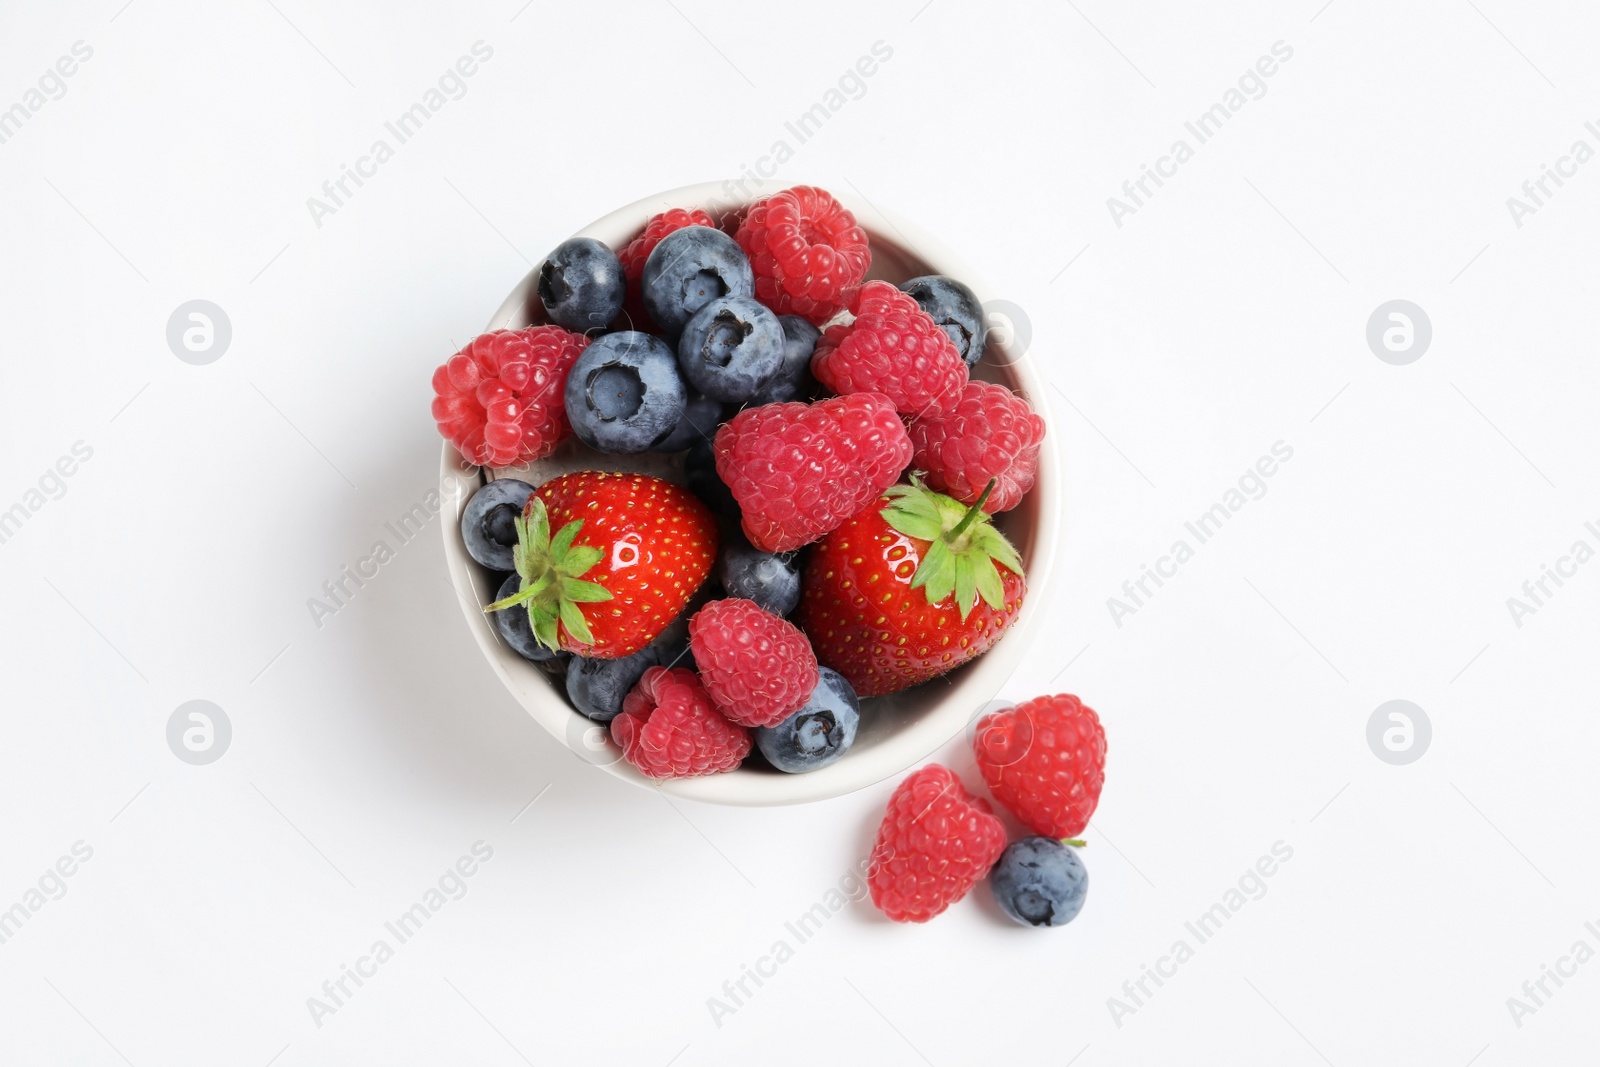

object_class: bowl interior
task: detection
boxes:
[440,181,1059,805]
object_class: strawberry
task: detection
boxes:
[486,471,717,659]
[797,478,1026,697]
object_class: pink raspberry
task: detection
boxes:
[907,381,1047,513]
[974,694,1106,839]
[712,393,912,552]
[689,598,819,727]
[610,667,750,780]
[811,281,969,418]
[867,764,1008,923]
[617,208,716,329]
[736,186,870,325]
[430,325,589,468]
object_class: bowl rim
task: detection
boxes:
[440,179,1061,806]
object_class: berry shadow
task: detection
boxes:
[310,437,652,824]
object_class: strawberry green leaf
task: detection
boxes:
[563,545,604,576]
[525,499,549,551]
[549,519,582,559]
[481,491,609,653]
[913,539,957,605]
[974,556,1005,611]
[561,577,613,603]
[892,477,1026,615]
[484,589,528,613]
[881,483,947,541]
[881,506,944,542]
[532,611,559,651]
[953,553,977,620]
[483,571,552,613]
[558,597,596,646]
[973,525,1025,577]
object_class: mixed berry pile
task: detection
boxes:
[435,186,1099,927]
[868,694,1106,925]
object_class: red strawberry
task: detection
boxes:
[486,471,717,659]
[974,694,1106,839]
[797,478,1025,697]
[867,764,1007,922]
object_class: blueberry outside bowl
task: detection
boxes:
[440,181,1061,806]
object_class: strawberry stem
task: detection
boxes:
[945,479,997,542]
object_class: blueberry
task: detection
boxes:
[685,439,739,523]
[539,237,625,333]
[754,668,859,773]
[460,478,535,570]
[748,316,822,405]
[677,295,785,403]
[565,619,693,722]
[564,331,686,453]
[642,226,754,338]
[656,390,725,452]
[717,537,800,616]
[989,837,1088,928]
[900,275,985,367]
[490,573,564,662]
[566,648,660,723]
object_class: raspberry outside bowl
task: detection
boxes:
[439,181,1060,806]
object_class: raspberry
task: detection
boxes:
[617,208,716,329]
[619,208,716,280]
[867,764,1007,923]
[713,393,912,552]
[973,694,1106,839]
[736,186,870,325]
[689,598,819,727]
[811,281,969,418]
[430,326,589,468]
[906,381,1047,514]
[610,666,751,779]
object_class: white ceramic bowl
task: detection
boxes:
[440,181,1059,806]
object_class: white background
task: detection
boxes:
[2,0,1598,1063]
